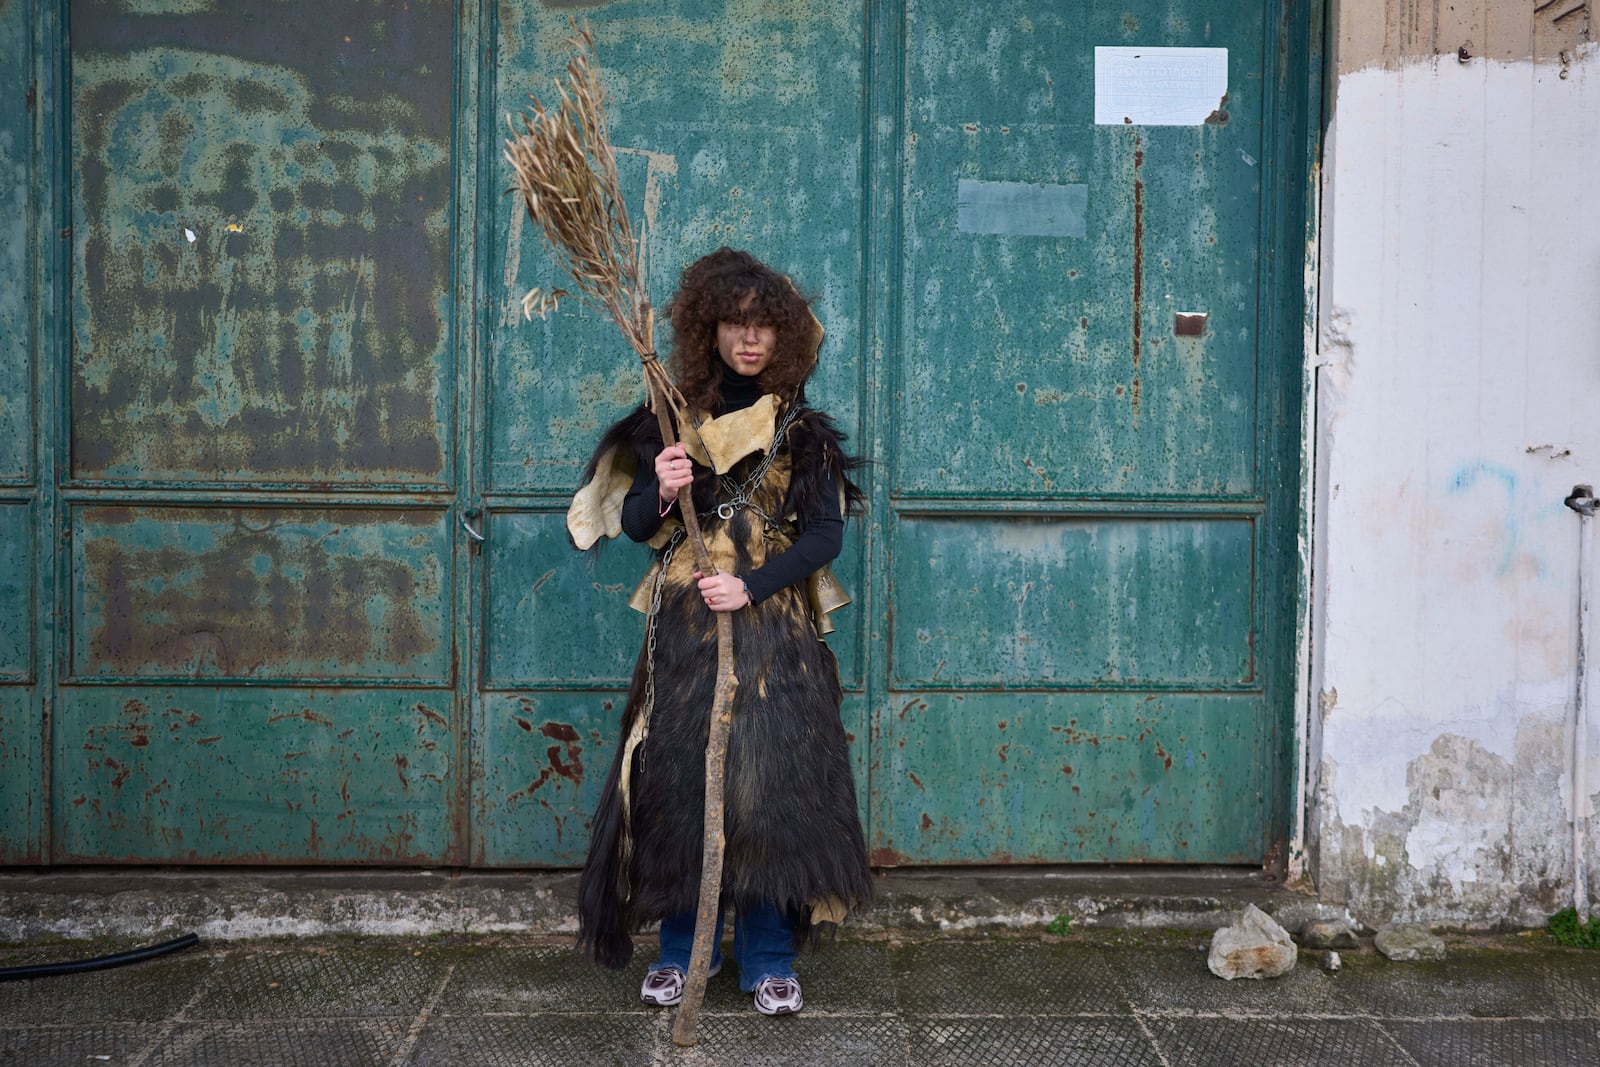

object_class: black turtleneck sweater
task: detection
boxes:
[619,365,845,606]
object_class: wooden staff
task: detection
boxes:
[503,23,732,1047]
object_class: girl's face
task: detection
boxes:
[715,294,777,377]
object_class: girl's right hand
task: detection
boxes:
[655,444,694,505]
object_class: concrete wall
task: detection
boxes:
[1310,0,1599,925]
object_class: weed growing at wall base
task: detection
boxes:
[1547,908,1600,948]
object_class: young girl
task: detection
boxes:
[568,247,872,1016]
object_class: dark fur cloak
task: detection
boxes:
[575,402,872,969]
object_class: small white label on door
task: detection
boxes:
[1094,47,1228,126]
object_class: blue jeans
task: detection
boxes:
[649,902,798,992]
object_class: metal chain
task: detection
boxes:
[635,403,800,769]
[637,528,684,772]
[701,401,804,525]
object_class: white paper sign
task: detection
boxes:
[1094,47,1228,126]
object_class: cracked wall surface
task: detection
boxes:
[1311,7,1600,924]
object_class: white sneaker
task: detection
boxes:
[640,962,722,1007]
[752,975,803,1016]
[640,966,685,1006]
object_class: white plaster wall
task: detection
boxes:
[1313,44,1600,926]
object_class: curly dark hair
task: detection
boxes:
[665,247,819,414]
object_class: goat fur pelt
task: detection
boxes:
[575,402,873,969]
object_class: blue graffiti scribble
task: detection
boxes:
[1447,461,1519,575]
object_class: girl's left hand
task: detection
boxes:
[694,570,749,613]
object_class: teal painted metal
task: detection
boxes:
[0,0,30,484]
[471,1,871,865]
[866,0,1311,865]
[0,501,39,863]
[891,515,1254,690]
[14,0,1317,869]
[55,687,456,863]
[50,0,467,864]
[68,0,454,487]
[1,0,44,864]
[878,693,1266,863]
[0,503,30,679]
[897,2,1261,501]
[69,505,450,682]
[474,691,619,866]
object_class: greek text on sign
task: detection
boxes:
[1094,47,1228,126]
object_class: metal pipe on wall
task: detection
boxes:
[1566,484,1597,923]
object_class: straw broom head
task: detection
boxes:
[503,20,651,358]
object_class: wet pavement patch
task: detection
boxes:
[4,930,1600,1065]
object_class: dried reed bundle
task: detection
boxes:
[503,22,734,1049]
[504,23,644,345]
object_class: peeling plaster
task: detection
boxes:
[1310,43,1600,925]
[1318,719,1575,925]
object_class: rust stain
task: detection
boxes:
[394,754,410,792]
[869,847,908,866]
[412,703,448,729]
[82,508,442,680]
[515,718,533,732]
[70,3,452,483]
[267,708,335,728]
[194,735,221,745]
[920,813,933,831]
[539,722,579,742]
[546,745,583,782]
[908,772,925,792]
[104,758,132,790]
[1131,136,1144,424]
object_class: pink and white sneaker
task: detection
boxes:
[752,976,803,1016]
[640,963,721,1007]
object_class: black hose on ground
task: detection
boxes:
[0,933,200,981]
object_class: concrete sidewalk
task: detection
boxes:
[3,926,1598,1066]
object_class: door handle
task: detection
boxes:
[459,507,487,549]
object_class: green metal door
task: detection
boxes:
[475,0,1311,867]
[471,2,871,864]
[1,0,44,865]
[867,0,1311,864]
[42,0,468,863]
[2,0,1312,867]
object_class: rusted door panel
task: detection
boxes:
[897,1,1262,499]
[474,691,619,866]
[875,694,1266,864]
[474,689,872,868]
[483,509,651,689]
[0,501,40,863]
[871,0,1286,864]
[0,503,30,680]
[55,688,456,863]
[69,0,453,487]
[1,0,41,864]
[57,1,464,863]
[486,5,865,495]
[891,515,1254,688]
[69,505,451,682]
[0,688,42,863]
[0,0,28,485]
[476,3,869,865]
